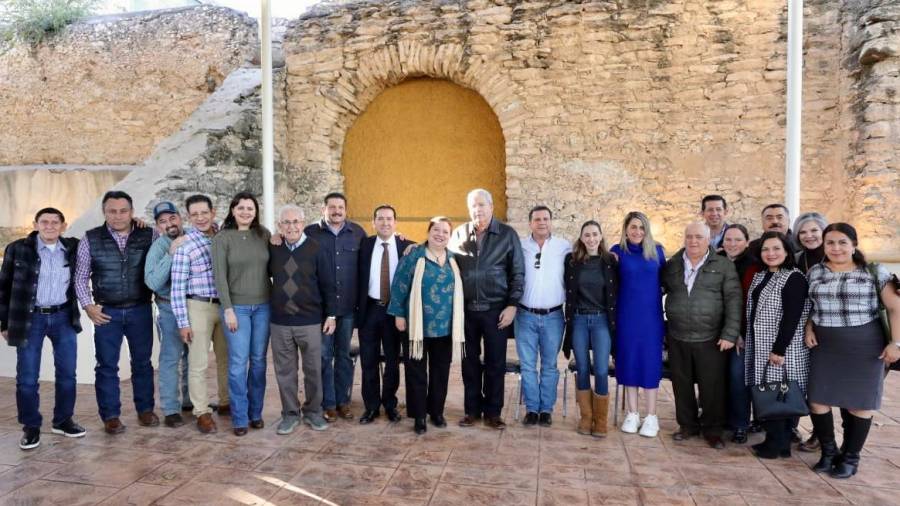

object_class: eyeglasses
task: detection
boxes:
[280,219,303,227]
[534,252,542,269]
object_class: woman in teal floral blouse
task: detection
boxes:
[388,217,465,435]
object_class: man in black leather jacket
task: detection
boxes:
[449,189,525,430]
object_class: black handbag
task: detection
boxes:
[750,363,809,421]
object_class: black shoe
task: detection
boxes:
[751,442,791,459]
[181,403,194,412]
[731,428,748,444]
[673,427,700,441]
[19,427,40,450]
[830,452,860,479]
[523,412,539,426]
[748,421,764,434]
[414,418,427,435]
[538,413,552,427]
[430,415,447,428]
[813,440,839,473]
[386,409,401,422]
[164,414,185,428]
[359,410,379,424]
[51,419,86,438]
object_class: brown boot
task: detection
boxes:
[197,413,217,434]
[576,390,592,435]
[591,393,609,438]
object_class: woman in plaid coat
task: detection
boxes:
[743,231,810,459]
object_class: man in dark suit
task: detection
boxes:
[356,205,414,424]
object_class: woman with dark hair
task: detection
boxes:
[793,212,827,274]
[388,217,464,435]
[609,212,666,437]
[805,223,900,478]
[743,232,810,458]
[718,223,754,443]
[563,220,618,437]
[212,192,272,435]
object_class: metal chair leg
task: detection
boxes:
[613,383,621,426]
[562,370,568,418]
[514,374,522,421]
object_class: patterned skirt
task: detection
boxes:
[807,320,885,410]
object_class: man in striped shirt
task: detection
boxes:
[170,194,229,434]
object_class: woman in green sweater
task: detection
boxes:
[212,192,272,436]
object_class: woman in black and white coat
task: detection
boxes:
[744,231,810,459]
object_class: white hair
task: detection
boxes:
[278,204,305,221]
[466,188,493,206]
[685,221,711,239]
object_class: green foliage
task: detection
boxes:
[0,0,99,47]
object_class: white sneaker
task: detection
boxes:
[639,414,659,438]
[621,412,640,434]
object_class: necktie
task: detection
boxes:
[380,242,390,304]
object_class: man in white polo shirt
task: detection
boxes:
[515,205,571,427]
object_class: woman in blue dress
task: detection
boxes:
[610,211,666,438]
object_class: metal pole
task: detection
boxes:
[260,0,275,230]
[785,0,803,217]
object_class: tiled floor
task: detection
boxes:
[1,345,899,505]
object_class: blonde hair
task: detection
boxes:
[618,211,659,261]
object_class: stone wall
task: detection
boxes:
[279,0,898,260]
[0,6,257,165]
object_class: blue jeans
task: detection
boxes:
[321,314,354,410]
[515,310,565,413]
[155,302,189,416]
[727,347,751,430]
[571,313,612,395]
[222,303,270,428]
[94,303,155,421]
[16,311,78,428]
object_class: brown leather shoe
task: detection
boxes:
[137,411,160,427]
[197,413,217,434]
[250,419,264,429]
[323,409,338,423]
[104,417,126,435]
[337,405,353,419]
[233,427,248,436]
[484,416,506,430]
[458,414,480,427]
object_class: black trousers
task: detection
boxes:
[359,301,402,412]
[668,337,727,437]
[462,308,511,418]
[403,336,452,419]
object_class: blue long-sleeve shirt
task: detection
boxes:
[144,234,174,299]
[303,219,366,317]
[387,247,456,338]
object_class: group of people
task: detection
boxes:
[2,188,898,481]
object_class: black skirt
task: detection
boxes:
[807,320,885,410]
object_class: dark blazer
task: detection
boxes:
[562,252,619,359]
[356,235,415,323]
[0,231,82,347]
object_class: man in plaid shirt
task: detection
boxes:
[170,194,229,434]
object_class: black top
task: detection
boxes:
[268,239,336,326]
[576,256,608,311]
[797,247,825,274]
[747,270,808,356]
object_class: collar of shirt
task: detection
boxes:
[322,219,347,236]
[521,234,570,309]
[376,235,396,248]
[37,236,66,253]
[682,250,710,293]
[106,223,132,239]
[286,233,307,251]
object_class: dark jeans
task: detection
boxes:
[321,314,354,410]
[94,303,155,421]
[16,311,78,428]
[668,337,727,437]
[359,301,401,412]
[462,307,511,418]
[727,348,750,430]
[403,336,451,419]
[762,418,792,453]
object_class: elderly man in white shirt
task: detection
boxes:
[515,206,572,427]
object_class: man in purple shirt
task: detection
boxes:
[170,194,229,434]
[1,208,85,450]
[75,191,158,434]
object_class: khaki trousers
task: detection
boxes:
[186,299,229,416]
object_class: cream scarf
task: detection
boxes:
[408,248,465,362]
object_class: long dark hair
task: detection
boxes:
[753,231,796,270]
[572,220,612,264]
[822,222,867,267]
[222,191,266,237]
